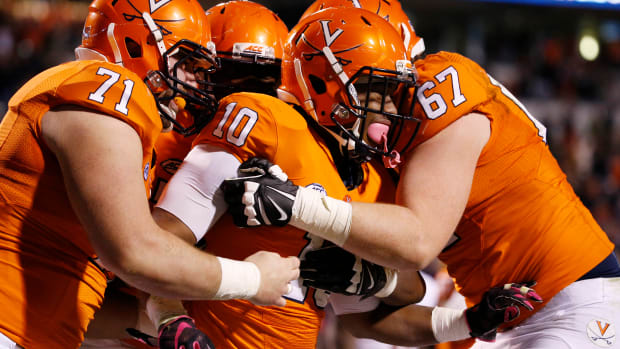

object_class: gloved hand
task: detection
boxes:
[300,244,396,299]
[465,281,543,341]
[158,315,215,349]
[220,157,299,227]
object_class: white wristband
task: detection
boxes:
[375,269,398,298]
[290,186,352,246]
[431,307,471,343]
[214,257,261,300]
[145,295,187,328]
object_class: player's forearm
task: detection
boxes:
[341,303,475,346]
[339,304,438,346]
[289,189,438,270]
[345,201,439,270]
[381,270,426,306]
[104,228,221,300]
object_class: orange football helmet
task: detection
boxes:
[205,0,289,98]
[77,0,218,135]
[300,0,425,61]
[278,7,420,164]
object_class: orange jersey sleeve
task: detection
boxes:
[0,60,161,349]
[187,92,395,348]
[410,52,614,326]
[410,51,495,147]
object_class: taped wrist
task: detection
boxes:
[431,307,470,343]
[290,186,352,246]
[214,257,260,300]
[145,295,187,328]
[375,269,398,298]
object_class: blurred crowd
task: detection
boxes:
[0,0,618,283]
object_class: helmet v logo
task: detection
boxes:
[149,0,171,14]
[320,20,344,47]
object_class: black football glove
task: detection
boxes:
[220,157,299,227]
[158,315,215,349]
[465,281,543,342]
[300,244,391,299]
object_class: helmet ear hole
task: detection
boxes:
[125,37,142,58]
[309,74,327,94]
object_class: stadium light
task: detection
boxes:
[579,34,600,61]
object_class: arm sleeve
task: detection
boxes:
[155,143,240,242]
[328,293,381,315]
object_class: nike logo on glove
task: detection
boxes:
[367,272,375,290]
[267,186,298,201]
[267,196,288,221]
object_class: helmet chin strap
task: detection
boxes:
[142,12,167,57]
[322,46,360,105]
[106,23,123,65]
[291,58,356,158]
[142,12,182,132]
[295,46,368,162]
[293,46,370,162]
[322,46,374,162]
[293,58,319,121]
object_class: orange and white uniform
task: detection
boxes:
[0,60,160,349]
[402,52,615,328]
[156,92,395,348]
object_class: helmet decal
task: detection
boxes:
[320,20,344,47]
[298,24,361,66]
[300,0,425,60]
[121,0,180,37]
[148,0,172,13]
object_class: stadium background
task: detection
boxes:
[0,0,618,346]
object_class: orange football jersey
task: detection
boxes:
[185,92,395,348]
[405,52,614,324]
[0,60,161,349]
[149,110,197,205]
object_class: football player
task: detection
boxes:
[146,2,413,348]
[222,3,620,348]
[148,0,289,205]
[134,2,299,348]
[150,6,541,348]
[0,0,299,348]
